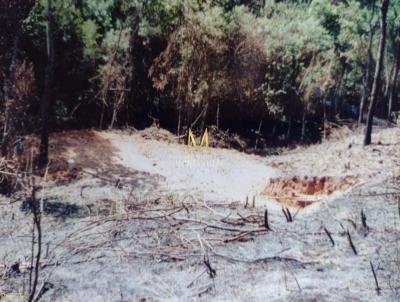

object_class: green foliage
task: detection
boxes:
[310,0,341,42]
[80,20,100,60]
[233,2,336,116]
[7,0,400,139]
[138,0,183,38]
[82,0,115,30]
[148,0,389,126]
[151,4,227,99]
[150,3,269,126]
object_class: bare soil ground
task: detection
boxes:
[0,126,399,301]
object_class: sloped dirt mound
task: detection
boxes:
[139,126,179,143]
[207,126,249,150]
[262,175,357,208]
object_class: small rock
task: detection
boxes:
[67,158,75,167]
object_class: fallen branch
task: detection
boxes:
[223,229,268,243]
[172,217,267,233]
[211,250,316,266]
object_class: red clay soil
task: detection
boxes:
[263,176,357,208]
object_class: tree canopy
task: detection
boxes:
[1,0,400,154]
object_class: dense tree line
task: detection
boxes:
[0,0,399,164]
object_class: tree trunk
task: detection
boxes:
[387,25,400,121]
[286,117,292,141]
[383,42,393,100]
[39,0,54,166]
[323,98,327,141]
[358,32,373,125]
[359,10,376,125]
[177,100,181,140]
[384,52,394,100]
[200,101,209,133]
[109,93,123,129]
[99,103,105,129]
[301,112,306,142]
[333,67,345,119]
[216,101,220,130]
[254,118,263,150]
[1,9,21,157]
[364,0,389,146]
[128,9,150,128]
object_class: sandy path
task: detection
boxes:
[99,131,277,202]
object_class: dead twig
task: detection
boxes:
[282,207,293,222]
[203,255,216,278]
[397,196,400,218]
[346,230,358,255]
[28,184,42,302]
[286,208,292,222]
[221,217,245,226]
[361,209,368,229]
[223,229,268,243]
[264,209,271,231]
[370,261,381,295]
[282,207,288,221]
[323,227,335,247]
